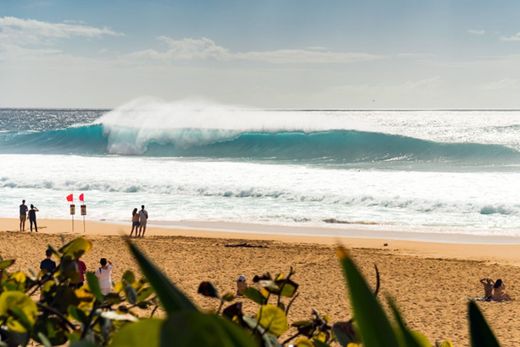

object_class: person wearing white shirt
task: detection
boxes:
[95,258,113,295]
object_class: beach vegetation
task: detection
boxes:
[0,238,502,346]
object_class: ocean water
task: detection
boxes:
[1,98,520,237]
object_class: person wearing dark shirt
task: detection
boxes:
[19,200,28,231]
[28,204,39,232]
[40,249,56,277]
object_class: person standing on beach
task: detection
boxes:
[138,205,148,237]
[28,204,39,232]
[19,200,28,231]
[130,208,140,237]
[95,258,113,295]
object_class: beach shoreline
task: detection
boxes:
[2,217,520,264]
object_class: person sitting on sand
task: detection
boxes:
[95,258,113,295]
[130,208,140,237]
[480,278,494,301]
[492,279,512,302]
[236,275,248,296]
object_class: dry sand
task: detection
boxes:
[1,218,520,345]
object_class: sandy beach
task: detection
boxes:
[1,218,520,345]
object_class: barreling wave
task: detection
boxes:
[0,123,519,164]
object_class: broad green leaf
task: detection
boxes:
[275,279,299,297]
[388,298,430,347]
[0,259,15,270]
[110,319,162,347]
[125,285,138,304]
[86,272,103,302]
[0,291,37,332]
[68,306,88,324]
[436,341,454,347]
[222,292,235,302]
[244,287,267,305]
[257,305,289,337]
[37,332,52,347]
[160,312,258,347]
[136,286,154,303]
[59,238,92,259]
[126,239,197,314]
[337,246,399,347]
[468,301,500,347]
[243,316,280,347]
[122,270,136,285]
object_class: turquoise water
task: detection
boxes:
[1,101,520,235]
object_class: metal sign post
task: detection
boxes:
[70,204,75,233]
[80,204,87,233]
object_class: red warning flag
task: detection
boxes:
[66,194,73,202]
[79,193,85,202]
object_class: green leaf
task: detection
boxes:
[68,306,88,324]
[243,316,281,347]
[388,298,430,347]
[136,286,154,303]
[110,319,162,347]
[0,259,15,270]
[59,237,92,260]
[37,332,52,347]
[337,246,399,347]
[243,287,267,305]
[126,239,197,314]
[86,272,103,302]
[0,291,38,333]
[468,301,500,347]
[257,305,289,337]
[275,279,299,297]
[160,312,258,347]
[125,285,138,305]
[122,270,136,285]
[222,292,235,302]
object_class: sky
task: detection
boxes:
[2,0,520,109]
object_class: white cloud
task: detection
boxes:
[127,36,382,64]
[0,16,122,45]
[480,78,520,90]
[500,32,520,41]
[467,29,485,35]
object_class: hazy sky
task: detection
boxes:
[2,0,520,108]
